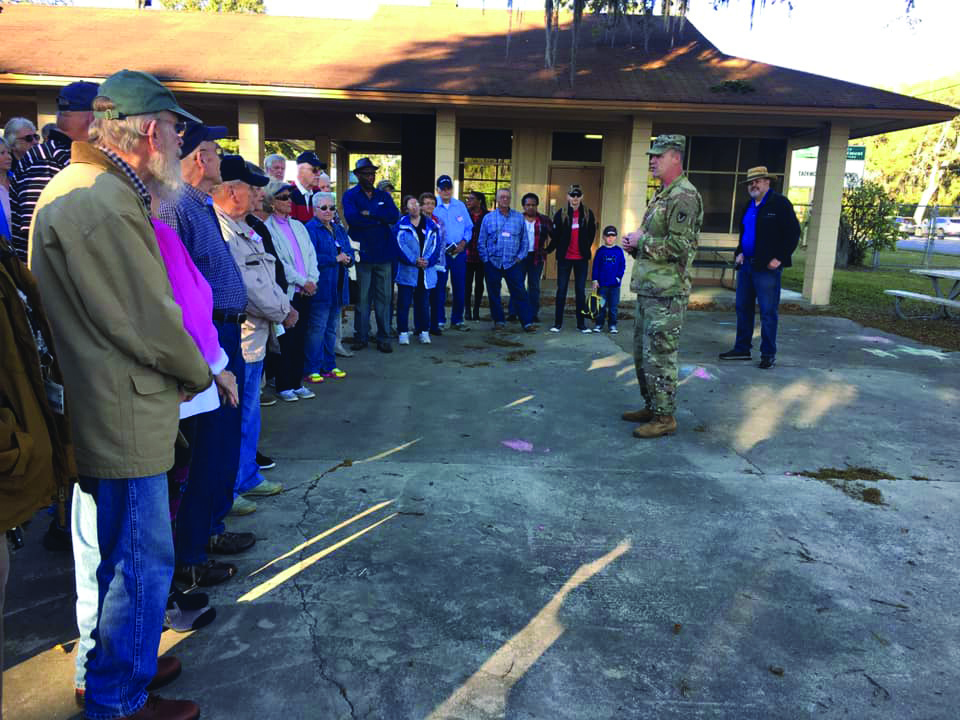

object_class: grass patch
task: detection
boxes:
[798,466,896,506]
[780,250,960,351]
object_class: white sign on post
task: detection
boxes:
[790,146,866,189]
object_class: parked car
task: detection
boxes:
[893,217,915,237]
[916,217,960,238]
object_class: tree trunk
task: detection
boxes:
[569,0,584,87]
[544,0,553,68]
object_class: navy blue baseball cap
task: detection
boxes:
[180,121,228,159]
[57,81,100,112]
[436,174,453,189]
[220,155,269,187]
[296,151,326,170]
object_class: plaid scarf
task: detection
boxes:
[97,146,152,212]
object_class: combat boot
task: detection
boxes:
[633,415,677,438]
[621,408,655,423]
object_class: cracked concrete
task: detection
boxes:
[3,310,959,720]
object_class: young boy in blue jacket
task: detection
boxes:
[591,225,626,333]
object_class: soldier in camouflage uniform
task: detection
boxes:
[621,134,703,438]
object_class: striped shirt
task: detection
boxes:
[155,184,247,313]
[9,128,72,261]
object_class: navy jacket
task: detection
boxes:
[342,185,400,264]
[592,245,626,287]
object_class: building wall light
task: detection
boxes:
[355,113,372,124]
[584,134,603,140]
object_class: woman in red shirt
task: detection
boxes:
[547,184,597,333]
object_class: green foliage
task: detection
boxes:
[162,0,264,12]
[710,79,756,94]
[861,72,960,206]
[841,181,899,266]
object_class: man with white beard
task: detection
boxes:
[30,70,211,720]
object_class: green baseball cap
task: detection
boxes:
[93,69,201,123]
[646,134,686,156]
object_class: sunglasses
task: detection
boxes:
[274,194,291,201]
[569,191,582,197]
[18,133,41,143]
[316,205,334,211]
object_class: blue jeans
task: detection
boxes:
[447,251,468,325]
[484,261,532,326]
[305,296,339,374]
[431,268,448,330]
[397,283,430,333]
[555,258,589,329]
[734,263,782,358]
[509,254,542,321]
[595,285,621,328]
[74,475,172,720]
[175,320,244,565]
[236,359,265,496]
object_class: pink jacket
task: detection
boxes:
[152,219,228,418]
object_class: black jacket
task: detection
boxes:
[548,205,597,262]
[735,190,801,270]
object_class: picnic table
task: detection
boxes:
[694,244,738,289]
[884,268,960,319]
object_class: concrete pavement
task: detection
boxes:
[3,308,959,720]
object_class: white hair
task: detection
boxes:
[312,191,336,208]
[3,117,37,145]
[87,96,158,154]
[263,153,286,171]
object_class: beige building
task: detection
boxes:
[1,4,954,303]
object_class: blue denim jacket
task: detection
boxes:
[305,218,353,307]
[394,215,441,289]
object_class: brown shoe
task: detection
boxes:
[633,415,678,438]
[621,408,655,423]
[146,656,182,692]
[75,657,183,708]
[122,694,199,720]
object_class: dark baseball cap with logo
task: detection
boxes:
[296,151,326,170]
[602,225,618,237]
[57,81,100,112]
[220,155,269,187]
[436,174,453,190]
[93,69,200,122]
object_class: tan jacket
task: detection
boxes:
[217,208,290,363]
[29,143,212,479]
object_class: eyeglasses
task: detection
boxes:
[17,133,41,143]
[569,191,583,198]
[316,205,334,211]
[274,194,291,201]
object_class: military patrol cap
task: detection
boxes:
[94,70,200,123]
[646,134,686,156]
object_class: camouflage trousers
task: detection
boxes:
[634,294,688,415]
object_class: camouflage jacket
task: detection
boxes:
[630,174,703,297]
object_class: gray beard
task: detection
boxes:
[146,144,184,204]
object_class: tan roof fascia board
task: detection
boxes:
[1,73,954,125]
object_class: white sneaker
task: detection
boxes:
[398,332,410,345]
[580,327,592,334]
[549,327,561,333]
[610,326,618,334]
[278,390,298,402]
[419,331,431,344]
[592,327,602,333]
[293,387,316,399]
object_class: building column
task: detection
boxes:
[435,108,457,193]
[36,90,58,134]
[314,135,331,173]
[619,115,653,301]
[802,121,849,305]
[237,99,265,168]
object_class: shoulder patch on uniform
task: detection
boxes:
[676,211,687,224]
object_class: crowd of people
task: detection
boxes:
[0,68,798,720]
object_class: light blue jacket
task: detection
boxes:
[394,214,441,289]
[433,197,473,271]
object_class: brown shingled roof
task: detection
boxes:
[0,5,954,124]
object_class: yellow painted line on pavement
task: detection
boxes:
[354,437,422,464]
[492,394,535,412]
[238,513,399,603]
[247,500,395,578]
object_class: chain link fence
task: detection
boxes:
[872,204,960,269]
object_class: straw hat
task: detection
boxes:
[743,166,775,183]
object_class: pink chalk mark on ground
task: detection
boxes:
[502,439,534,452]
[856,335,894,344]
[692,367,715,380]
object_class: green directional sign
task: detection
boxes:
[847,146,866,161]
